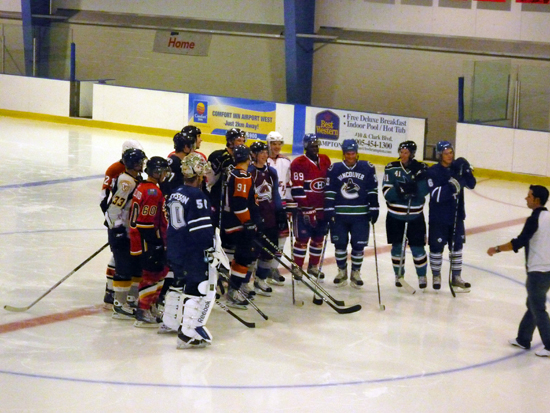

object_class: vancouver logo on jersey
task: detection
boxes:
[340,178,360,200]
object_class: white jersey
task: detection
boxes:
[105,172,139,230]
[267,155,292,206]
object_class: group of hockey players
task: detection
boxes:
[100,126,475,349]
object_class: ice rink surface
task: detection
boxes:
[0,116,548,412]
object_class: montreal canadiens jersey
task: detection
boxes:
[248,164,283,229]
[105,172,140,230]
[325,160,379,216]
[128,181,167,255]
[165,185,214,266]
[290,154,331,218]
[267,155,292,208]
[382,159,429,221]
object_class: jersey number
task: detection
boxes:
[293,172,304,182]
[169,203,186,229]
[111,196,125,207]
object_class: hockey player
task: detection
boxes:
[249,141,285,296]
[426,140,476,291]
[164,153,216,349]
[105,148,147,319]
[129,156,170,327]
[221,144,262,308]
[325,139,379,288]
[266,131,292,286]
[208,128,247,227]
[290,134,331,280]
[100,140,143,307]
[382,140,430,289]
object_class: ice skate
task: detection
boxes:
[112,301,135,320]
[157,322,177,334]
[134,308,160,328]
[240,282,256,299]
[418,275,427,289]
[176,332,209,349]
[395,275,403,288]
[267,268,285,286]
[254,278,273,296]
[433,275,441,290]
[350,270,363,289]
[308,266,325,283]
[508,338,529,350]
[103,289,114,309]
[535,348,550,357]
[451,275,471,292]
[226,287,248,310]
[333,267,348,287]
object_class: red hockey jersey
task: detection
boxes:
[290,154,331,219]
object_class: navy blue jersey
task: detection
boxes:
[166,185,214,267]
[426,162,476,224]
[248,164,283,229]
[324,160,379,216]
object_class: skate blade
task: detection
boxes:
[453,287,471,293]
[334,280,348,288]
[350,283,363,289]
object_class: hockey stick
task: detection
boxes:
[254,239,361,314]
[371,224,385,311]
[4,242,109,312]
[259,234,346,306]
[215,299,255,328]
[217,269,269,320]
[312,227,330,305]
[397,199,416,295]
[448,194,460,298]
[288,215,304,307]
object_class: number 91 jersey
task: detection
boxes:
[165,185,214,267]
[290,154,331,218]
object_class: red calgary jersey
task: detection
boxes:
[290,154,331,219]
[100,160,126,213]
[129,181,167,255]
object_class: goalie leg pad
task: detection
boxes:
[162,287,184,331]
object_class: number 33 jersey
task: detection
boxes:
[290,154,331,219]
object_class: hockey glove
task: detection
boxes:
[324,209,336,224]
[408,160,428,181]
[109,226,128,249]
[243,220,257,234]
[448,177,461,195]
[276,210,287,232]
[302,209,318,228]
[395,181,416,199]
[142,242,165,272]
[369,209,379,224]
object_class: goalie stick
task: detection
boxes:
[215,300,255,328]
[258,234,346,307]
[4,242,109,313]
[255,238,361,314]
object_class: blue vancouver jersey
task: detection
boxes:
[426,162,476,224]
[324,160,379,216]
[382,159,429,221]
[166,184,214,267]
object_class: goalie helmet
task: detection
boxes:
[181,153,209,178]
[226,128,247,146]
[121,139,143,155]
[145,156,169,178]
[266,131,284,145]
[173,131,195,152]
[303,133,319,150]
[341,139,359,153]
[233,144,251,163]
[122,148,147,170]
[398,140,417,157]
[435,140,453,160]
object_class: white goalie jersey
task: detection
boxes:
[267,155,292,208]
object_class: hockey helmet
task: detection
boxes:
[435,140,454,160]
[226,128,247,146]
[250,141,269,155]
[181,153,209,179]
[398,140,417,157]
[122,148,147,170]
[181,125,202,139]
[173,131,196,152]
[342,139,359,154]
[233,144,251,163]
[266,131,284,145]
[303,133,320,150]
[145,156,169,178]
[121,139,143,155]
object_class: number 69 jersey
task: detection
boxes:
[289,154,331,218]
[165,185,214,267]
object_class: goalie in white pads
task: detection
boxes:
[164,153,216,349]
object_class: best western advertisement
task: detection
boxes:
[305,107,424,157]
[188,94,277,141]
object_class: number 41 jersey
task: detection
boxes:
[165,185,214,267]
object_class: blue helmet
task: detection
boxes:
[233,144,251,163]
[435,140,453,160]
[303,133,319,150]
[342,139,359,154]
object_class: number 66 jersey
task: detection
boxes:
[165,185,214,268]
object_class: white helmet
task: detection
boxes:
[181,153,212,178]
[266,131,284,145]
[122,139,143,155]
